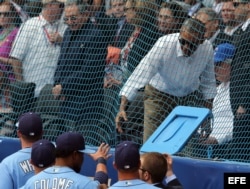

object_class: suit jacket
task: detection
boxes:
[54,20,107,122]
[96,15,134,49]
[154,178,183,189]
[212,26,242,49]
[212,31,234,49]
[230,24,250,113]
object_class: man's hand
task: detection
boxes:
[115,110,127,133]
[89,143,111,161]
[104,77,121,88]
[49,32,63,44]
[163,154,174,177]
[0,57,23,80]
[199,118,212,140]
[52,84,62,99]
[115,96,129,133]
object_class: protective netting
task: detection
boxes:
[0,0,249,163]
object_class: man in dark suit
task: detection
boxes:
[229,0,250,162]
[139,152,183,189]
[95,0,135,146]
[52,0,107,144]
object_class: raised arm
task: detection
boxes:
[89,143,111,185]
[0,57,23,81]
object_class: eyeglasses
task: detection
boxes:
[233,2,240,7]
[0,12,10,17]
[63,15,78,22]
[233,2,247,7]
[158,14,173,20]
[178,37,198,50]
[139,168,147,172]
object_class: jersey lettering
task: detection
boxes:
[34,178,74,189]
[19,160,34,173]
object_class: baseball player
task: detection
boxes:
[0,112,43,189]
[21,132,110,189]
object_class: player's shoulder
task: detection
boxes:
[2,148,31,163]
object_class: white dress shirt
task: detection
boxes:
[120,33,217,101]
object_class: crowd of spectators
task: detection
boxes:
[0,0,249,162]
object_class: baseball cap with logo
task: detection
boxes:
[31,139,55,168]
[115,141,140,170]
[16,112,43,137]
[214,43,236,64]
[56,132,95,154]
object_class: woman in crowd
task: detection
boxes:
[0,1,19,108]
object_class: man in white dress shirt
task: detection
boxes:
[115,18,217,143]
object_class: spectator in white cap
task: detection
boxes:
[22,132,111,189]
[203,43,235,147]
[0,112,43,189]
[109,141,158,189]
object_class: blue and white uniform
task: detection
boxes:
[0,148,34,189]
[109,179,159,189]
[21,166,100,189]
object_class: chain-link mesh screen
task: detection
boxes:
[0,0,249,163]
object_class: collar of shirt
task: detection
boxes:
[112,179,147,187]
[19,147,32,153]
[117,17,125,27]
[224,24,241,36]
[39,14,60,28]
[176,40,194,58]
[176,38,206,59]
[188,2,201,17]
[241,18,250,32]
[209,29,220,43]
[45,166,75,173]
[176,40,185,57]
[165,174,177,184]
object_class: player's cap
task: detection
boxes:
[115,141,140,170]
[31,139,55,168]
[42,0,65,5]
[16,112,43,137]
[56,132,95,154]
[214,43,235,64]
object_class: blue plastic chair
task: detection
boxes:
[140,106,212,155]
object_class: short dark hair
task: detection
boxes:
[195,7,219,22]
[181,18,206,40]
[160,1,187,22]
[65,0,89,13]
[141,152,167,183]
[159,1,187,32]
[128,0,158,27]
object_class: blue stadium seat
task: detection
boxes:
[0,137,21,161]
[140,106,212,154]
